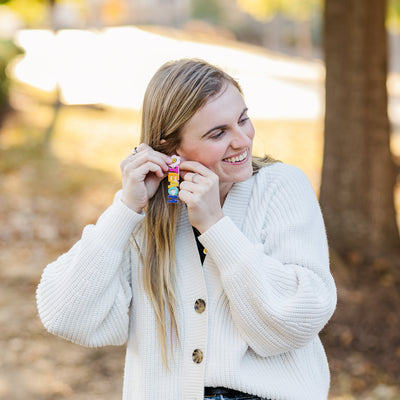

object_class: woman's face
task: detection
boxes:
[176,82,255,197]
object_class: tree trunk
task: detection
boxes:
[321,0,400,260]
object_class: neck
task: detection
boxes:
[219,183,233,206]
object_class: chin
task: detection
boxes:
[219,157,253,183]
[237,171,253,182]
[231,167,253,184]
[240,161,254,179]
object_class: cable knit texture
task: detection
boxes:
[36,162,337,400]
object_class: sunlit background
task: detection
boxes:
[12,27,324,117]
[1,0,400,180]
[1,1,400,399]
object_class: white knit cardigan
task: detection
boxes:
[37,162,337,400]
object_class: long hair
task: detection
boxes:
[136,59,277,367]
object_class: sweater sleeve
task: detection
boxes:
[198,165,337,357]
[36,191,144,347]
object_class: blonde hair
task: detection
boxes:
[136,59,277,367]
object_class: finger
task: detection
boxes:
[122,150,171,172]
[135,150,171,171]
[125,143,171,162]
[179,181,197,192]
[128,142,145,157]
[130,146,138,156]
[142,161,166,179]
[135,144,173,163]
[182,172,203,184]
[178,188,193,204]
[192,173,199,184]
[179,161,216,178]
[137,146,173,167]
[134,143,147,153]
[121,146,143,168]
[124,161,166,181]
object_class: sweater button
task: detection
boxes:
[192,348,203,364]
[194,299,206,314]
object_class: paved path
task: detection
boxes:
[12,26,324,120]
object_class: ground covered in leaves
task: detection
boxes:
[1,92,400,400]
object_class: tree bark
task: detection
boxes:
[321,0,400,260]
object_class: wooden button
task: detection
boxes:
[192,348,203,364]
[194,299,206,314]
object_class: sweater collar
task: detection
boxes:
[176,174,255,236]
[174,175,255,275]
[221,175,255,231]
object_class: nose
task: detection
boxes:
[230,124,253,149]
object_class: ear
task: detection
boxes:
[160,139,166,144]
[175,147,184,157]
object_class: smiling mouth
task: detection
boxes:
[223,149,248,164]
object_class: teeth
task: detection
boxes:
[224,149,248,163]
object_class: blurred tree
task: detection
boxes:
[321,0,400,261]
[43,0,61,147]
[191,0,222,25]
[236,0,321,21]
[236,0,321,56]
[388,0,400,31]
[3,0,47,26]
[0,39,23,129]
[4,0,85,28]
[236,0,278,20]
[5,0,64,145]
[388,0,400,73]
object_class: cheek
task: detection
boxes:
[213,142,231,159]
[179,144,221,165]
[199,145,227,166]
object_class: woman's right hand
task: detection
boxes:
[120,144,172,213]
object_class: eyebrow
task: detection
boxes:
[201,107,248,138]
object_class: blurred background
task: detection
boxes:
[0,0,399,399]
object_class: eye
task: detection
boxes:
[239,116,249,125]
[210,130,226,140]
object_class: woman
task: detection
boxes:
[37,59,337,400]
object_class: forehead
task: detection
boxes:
[183,83,246,134]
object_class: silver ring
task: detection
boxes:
[192,173,199,184]
[131,147,138,156]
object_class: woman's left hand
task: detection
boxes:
[179,161,224,233]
